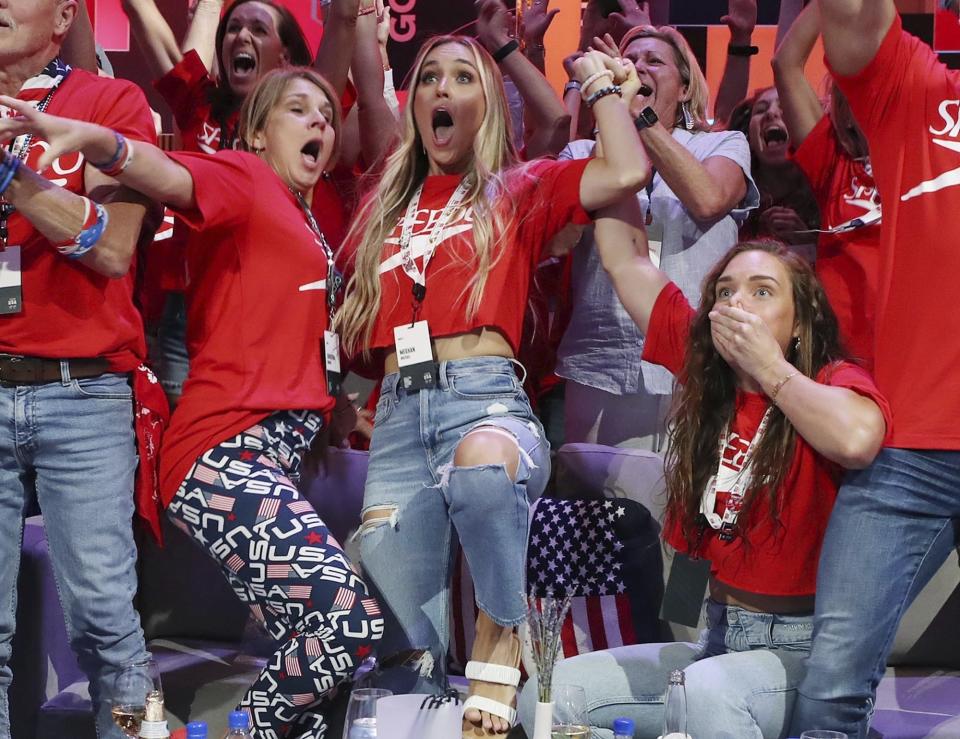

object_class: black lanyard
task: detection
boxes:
[0,58,72,247]
[292,190,342,319]
[644,168,657,226]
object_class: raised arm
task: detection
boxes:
[593,195,668,334]
[818,0,897,76]
[476,0,570,158]
[713,0,758,126]
[576,53,652,210]
[351,3,397,170]
[181,0,225,72]
[314,0,364,98]
[709,304,887,468]
[772,1,825,148]
[775,0,804,50]
[62,0,99,73]
[0,97,195,213]
[120,0,183,78]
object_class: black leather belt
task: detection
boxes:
[0,354,111,385]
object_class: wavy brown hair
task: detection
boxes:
[665,241,848,549]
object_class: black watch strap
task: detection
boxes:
[727,44,760,57]
[634,106,659,131]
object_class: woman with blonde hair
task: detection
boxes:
[557,24,758,452]
[0,67,382,737]
[337,30,650,736]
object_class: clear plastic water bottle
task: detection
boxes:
[614,716,636,738]
[186,722,207,739]
[223,711,253,738]
[347,716,377,739]
[661,669,689,739]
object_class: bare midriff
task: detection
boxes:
[384,327,514,375]
[709,577,815,614]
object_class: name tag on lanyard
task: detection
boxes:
[394,319,436,391]
[0,246,22,315]
[323,329,341,397]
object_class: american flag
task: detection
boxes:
[257,498,281,522]
[305,637,322,657]
[267,564,292,579]
[225,554,244,573]
[288,500,314,515]
[333,587,356,611]
[204,492,234,512]
[192,464,221,486]
[291,693,315,706]
[361,598,381,616]
[287,584,312,599]
[285,655,302,677]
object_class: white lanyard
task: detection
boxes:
[700,407,773,535]
[398,178,471,295]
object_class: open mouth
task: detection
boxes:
[763,126,788,146]
[301,139,322,166]
[638,83,654,97]
[232,52,257,76]
[431,108,455,145]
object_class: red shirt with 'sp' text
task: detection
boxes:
[0,69,156,368]
[793,116,881,370]
[830,15,960,449]
[158,151,337,505]
[644,283,892,595]
[368,158,591,355]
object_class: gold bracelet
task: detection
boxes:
[770,370,800,406]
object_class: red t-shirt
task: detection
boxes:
[158,151,337,505]
[0,69,155,368]
[152,51,350,293]
[644,283,892,596]
[830,15,960,448]
[793,116,881,370]
[368,158,591,355]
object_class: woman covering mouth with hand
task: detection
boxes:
[0,67,382,738]
[336,27,651,738]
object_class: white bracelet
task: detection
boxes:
[579,70,614,99]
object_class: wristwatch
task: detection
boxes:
[634,106,659,131]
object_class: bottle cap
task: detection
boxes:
[138,720,169,738]
[613,717,636,735]
[229,711,250,730]
[186,721,208,738]
[668,669,685,685]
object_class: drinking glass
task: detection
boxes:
[800,732,848,739]
[342,687,392,739]
[112,658,162,737]
[551,684,589,738]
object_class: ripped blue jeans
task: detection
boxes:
[357,356,549,694]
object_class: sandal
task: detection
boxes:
[462,628,522,736]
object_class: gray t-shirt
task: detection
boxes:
[556,128,759,395]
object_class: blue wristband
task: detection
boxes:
[67,203,109,259]
[0,156,21,196]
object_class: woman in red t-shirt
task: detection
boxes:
[336,34,651,736]
[0,68,381,737]
[515,198,891,737]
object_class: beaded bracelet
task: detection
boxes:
[585,84,622,109]
[579,69,614,99]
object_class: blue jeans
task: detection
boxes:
[518,599,813,739]
[153,291,189,405]
[0,372,148,739]
[358,357,549,694]
[790,448,960,739]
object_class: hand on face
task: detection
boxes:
[709,301,786,384]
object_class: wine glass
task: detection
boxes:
[551,684,589,738]
[342,687,392,739]
[112,658,163,737]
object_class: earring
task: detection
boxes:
[792,336,801,352]
[682,101,694,130]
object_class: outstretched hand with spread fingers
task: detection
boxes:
[0,95,104,172]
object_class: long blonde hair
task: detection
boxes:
[336,36,520,355]
[619,25,710,132]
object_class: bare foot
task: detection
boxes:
[462,611,521,737]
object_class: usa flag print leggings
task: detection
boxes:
[166,410,384,738]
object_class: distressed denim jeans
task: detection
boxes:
[358,357,549,694]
